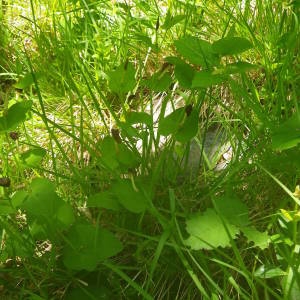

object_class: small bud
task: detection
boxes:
[9,132,19,140]
[124,58,129,70]
[293,185,300,199]
[156,16,160,31]
[185,104,193,116]
[0,177,11,187]
[111,128,122,144]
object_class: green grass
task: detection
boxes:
[0,0,299,299]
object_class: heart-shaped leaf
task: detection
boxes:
[22,178,75,235]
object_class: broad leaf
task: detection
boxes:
[0,101,32,133]
[271,113,300,151]
[99,136,119,170]
[126,111,153,126]
[111,178,148,213]
[212,37,253,56]
[99,136,140,171]
[14,72,42,89]
[20,147,47,168]
[241,227,270,249]
[192,70,225,88]
[185,209,239,250]
[88,191,121,211]
[11,190,28,208]
[0,201,15,215]
[134,34,156,49]
[175,109,199,143]
[116,143,141,169]
[158,107,185,136]
[214,196,250,227]
[108,62,136,94]
[223,61,259,74]
[174,36,219,67]
[22,178,75,234]
[144,71,172,92]
[63,223,123,271]
[174,62,195,88]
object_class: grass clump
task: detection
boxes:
[0,0,299,299]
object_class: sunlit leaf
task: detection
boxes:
[0,100,32,132]
[254,265,286,278]
[241,227,270,249]
[212,37,253,55]
[192,70,225,88]
[22,178,75,234]
[293,185,300,199]
[175,36,219,66]
[20,147,47,168]
[185,209,239,250]
[280,209,293,222]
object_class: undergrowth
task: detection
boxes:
[0,0,299,299]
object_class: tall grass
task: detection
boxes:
[0,0,299,299]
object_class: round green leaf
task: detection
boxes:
[111,179,148,213]
[185,209,239,250]
[63,224,123,271]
